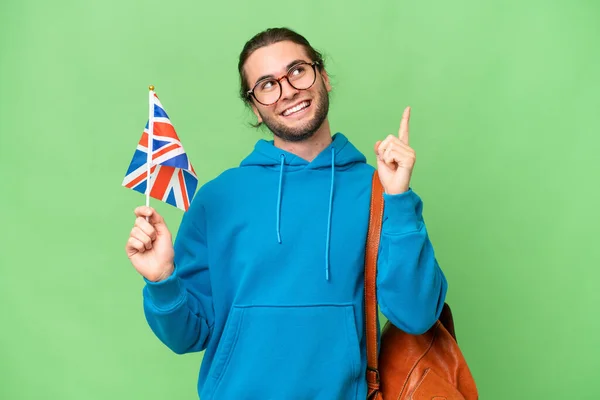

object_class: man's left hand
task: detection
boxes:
[374,106,415,195]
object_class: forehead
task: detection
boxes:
[244,41,311,84]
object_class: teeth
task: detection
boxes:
[283,101,309,116]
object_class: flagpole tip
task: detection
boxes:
[148,85,154,91]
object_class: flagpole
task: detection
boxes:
[146,85,154,217]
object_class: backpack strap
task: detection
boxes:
[365,171,385,396]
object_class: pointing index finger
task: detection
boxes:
[398,106,411,144]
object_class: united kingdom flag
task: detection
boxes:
[122,92,198,211]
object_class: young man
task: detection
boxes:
[126,27,448,399]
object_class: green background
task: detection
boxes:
[1,0,599,398]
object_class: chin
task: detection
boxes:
[269,121,318,142]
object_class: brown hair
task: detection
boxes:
[238,27,325,105]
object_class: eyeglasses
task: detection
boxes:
[247,61,320,106]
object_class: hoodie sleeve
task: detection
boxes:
[376,188,448,335]
[141,198,214,355]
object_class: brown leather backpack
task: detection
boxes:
[364,171,478,400]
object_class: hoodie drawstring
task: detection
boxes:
[325,147,335,281]
[276,154,285,244]
[275,149,335,281]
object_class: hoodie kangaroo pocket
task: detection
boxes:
[207,304,362,400]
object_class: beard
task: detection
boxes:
[257,82,329,143]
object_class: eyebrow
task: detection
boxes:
[253,59,309,86]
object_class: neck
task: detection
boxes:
[273,119,332,162]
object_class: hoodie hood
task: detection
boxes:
[240,133,367,280]
[240,132,367,170]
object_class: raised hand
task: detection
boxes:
[374,106,415,195]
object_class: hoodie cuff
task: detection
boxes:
[382,189,421,235]
[143,266,186,311]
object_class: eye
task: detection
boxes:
[290,65,307,77]
[258,79,277,92]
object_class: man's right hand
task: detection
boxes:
[126,206,175,282]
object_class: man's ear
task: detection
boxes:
[251,103,263,124]
[321,69,332,92]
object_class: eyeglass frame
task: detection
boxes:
[246,61,321,106]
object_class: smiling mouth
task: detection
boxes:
[281,100,311,117]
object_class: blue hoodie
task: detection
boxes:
[142,132,448,399]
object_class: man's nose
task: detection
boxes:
[279,77,299,100]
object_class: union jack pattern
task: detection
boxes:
[122,93,198,211]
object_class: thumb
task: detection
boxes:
[135,206,170,236]
[149,210,170,237]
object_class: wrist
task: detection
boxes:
[384,185,410,195]
[147,263,175,282]
[385,189,409,195]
